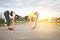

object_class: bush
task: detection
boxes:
[0,18,4,24]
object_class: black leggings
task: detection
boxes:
[5,18,10,26]
[4,14,10,26]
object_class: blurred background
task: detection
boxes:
[0,0,60,27]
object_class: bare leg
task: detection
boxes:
[33,13,38,29]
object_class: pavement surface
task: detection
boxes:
[0,22,60,40]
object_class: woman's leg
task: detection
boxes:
[12,17,16,28]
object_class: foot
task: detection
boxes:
[32,27,36,30]
[8,28,14,30]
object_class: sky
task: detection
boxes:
[0,0,60,19]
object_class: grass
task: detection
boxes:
[17,21,28,25]
[0,23,5,27]
[0,21,28,27]
[48,22,60,26]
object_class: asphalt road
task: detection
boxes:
[0,22,60,40]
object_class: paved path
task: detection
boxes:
[0,23,60,40]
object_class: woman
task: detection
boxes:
[25,12,39,29]
[4,10,16,30]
